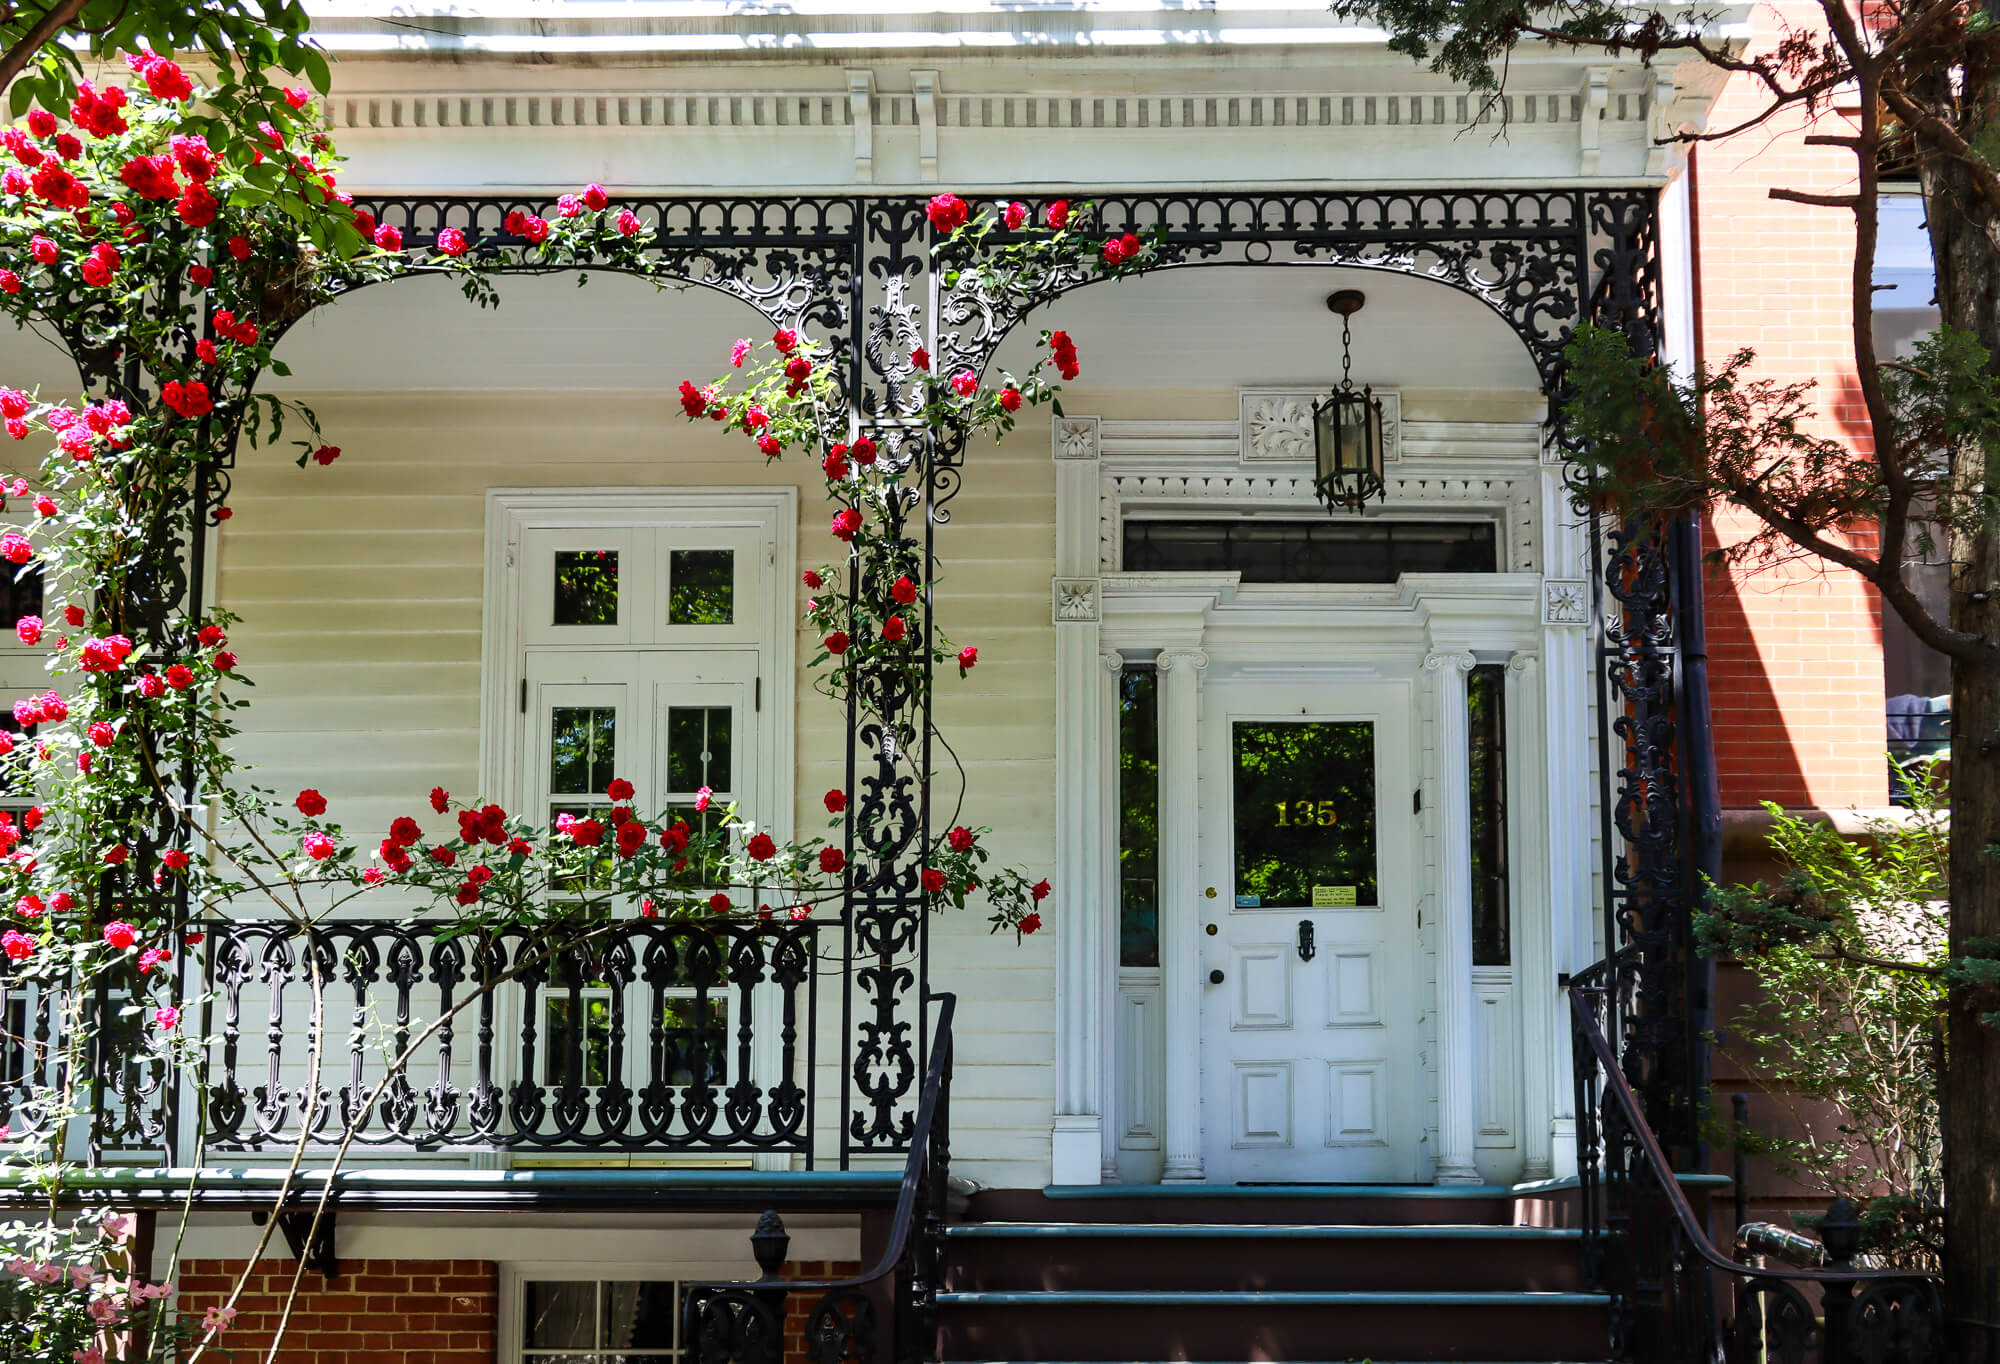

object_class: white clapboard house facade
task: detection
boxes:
[0,6,1783,1363]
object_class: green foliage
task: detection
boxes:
[1560,323,2000,577]
[1699,785,1947,1267]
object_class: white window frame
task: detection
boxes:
[499,1263,738,1364]
[481,489,797,847]
[480,489,798,1169]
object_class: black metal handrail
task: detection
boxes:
[1567,967,1944,1362]
[686,990,955,1364]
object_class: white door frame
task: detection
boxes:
[1094,575,1544,1185]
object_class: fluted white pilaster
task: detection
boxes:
[1426,648,1483,1185]
[1156,646,1207,1183]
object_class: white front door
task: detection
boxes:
[1197,680,1422,1183]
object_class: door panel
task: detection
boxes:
[1199,681,1419,1183]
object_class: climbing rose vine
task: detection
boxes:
[0,61,1139,1363]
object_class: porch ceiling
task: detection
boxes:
[242,261,1542,396]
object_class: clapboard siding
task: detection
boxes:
[214,388,1060,1188]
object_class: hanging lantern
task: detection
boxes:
[1312,289,1386,514]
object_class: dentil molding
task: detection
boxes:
[1100,464,1538,574]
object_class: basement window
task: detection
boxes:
[1121,519,1497,582]
[523,1279,688,1364]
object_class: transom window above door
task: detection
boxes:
[1122,518,1497,582]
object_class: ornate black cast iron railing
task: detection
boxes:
[685,992,955,1364]
[1,915,841,1164]
[1568,957,1944,1363]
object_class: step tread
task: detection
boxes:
[947,1222,1582,1240]
[940,1290,1610,1307]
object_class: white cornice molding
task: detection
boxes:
[321,85,1659,137]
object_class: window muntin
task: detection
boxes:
[1123,518,1497,582]
[1232,720,1378,908]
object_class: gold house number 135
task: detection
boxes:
[1274,800,1339,828]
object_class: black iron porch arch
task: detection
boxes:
[72,185,1698,1164]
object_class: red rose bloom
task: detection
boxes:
[304,832,336,861]
[1031,878,1052,902]
[583,183,609,210]
[212,650,237,672]
[614,208,642,236]
[390,816,422,846]
[163,849,190,871]
[818,847,845,875]
[430,786,450,814]
[950,370,978,398]
[747,832,776,861]
[921,867,947,893]
[1003,200,1028,230]
[852,437,878,465]
[189,264,212,287]
[137,672,165,698]
[607,777,635,801]
[436,227,468,256]
[429,845,456,867]
[802,569,823,589]
[947,826,975,852]
[926,193,969,233]
[296,789,328,817]
[891,576,917,604]
[570,818,604,848]
[824,789,847,813]
[910,347,930,372]
[831,508,863,541]
[824,631,849,656]
[708,891,732,913]
[1020,912,1042,934]
[616,822,646,857]
[822,451,849,481]
[26,110,54,139]
[29,235,55,264]
[957,646,979,674]
[164,664,192,690]
[1044,200,1070,229]
[998,387,1023,412]
[881,616,906,643]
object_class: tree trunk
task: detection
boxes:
[1920,111,2000,1361]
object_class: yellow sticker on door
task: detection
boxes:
[1312,885,1358,907]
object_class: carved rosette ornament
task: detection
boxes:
[1053,416,1100,461]
[1542,579,1589,627]
[1240,389,1401,464]
[1053,579,1100,623]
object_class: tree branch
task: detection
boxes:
[0,0,87,91]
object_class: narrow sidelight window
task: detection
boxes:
[1468,663,1510,966]
[1118,665,1160,968]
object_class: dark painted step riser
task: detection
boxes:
[947,1240,1584,1293]
[939,1303,1609,1363]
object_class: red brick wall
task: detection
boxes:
[779,1260,864,1364]
[1694,0,1889,811]
[177,1258,496,1364]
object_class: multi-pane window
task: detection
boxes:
[523,1280,687,1364]
[509,511,779,1134]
